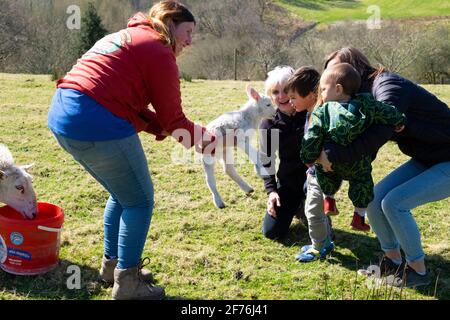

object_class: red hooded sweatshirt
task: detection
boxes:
[57,13,203,148]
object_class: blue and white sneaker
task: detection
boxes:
[295,242,335,262]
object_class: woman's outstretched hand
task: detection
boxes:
[195,130,217,155]
[267,192,281,218]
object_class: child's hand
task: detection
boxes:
[394,124,405,133]
[316,150,333,172]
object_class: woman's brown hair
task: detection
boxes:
[148,1,195,52]
[324,47,386,91]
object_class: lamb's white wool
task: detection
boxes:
[202,86,276,209]
[0,144,14,169]
[0,144,37,219]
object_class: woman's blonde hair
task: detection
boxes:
[265,66,295,96]
[148,1,195,52]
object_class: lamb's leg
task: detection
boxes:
[202,154,226,209]
[222,147,254,195]
[237,136,270,177]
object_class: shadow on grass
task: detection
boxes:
[273,225,450,300]
[270,220,310,247]
[420,254,450,300]
[0,259,183,300]
[0,259,103,300]
[328,230,450,300]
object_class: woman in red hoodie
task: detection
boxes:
[48,1,215,300]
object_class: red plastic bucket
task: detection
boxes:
[0,202,64,275]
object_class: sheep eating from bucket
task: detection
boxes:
[201,85,276,209]
[0,144,37,220]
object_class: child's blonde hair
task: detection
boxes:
[148,1,195,53]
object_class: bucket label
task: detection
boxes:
[7,248,32,261]
[10,232,24,246]
[0,235,7,264]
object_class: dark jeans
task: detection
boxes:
[262,186,305,240]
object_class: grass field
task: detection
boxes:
[0,73,449,300]
[276,0,450,24]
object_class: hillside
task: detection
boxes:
[276,0,450,24]
[1,0,449,83]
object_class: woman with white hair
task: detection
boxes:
[258,66,309,239]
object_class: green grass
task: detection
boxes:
[0,73,449,300]
[276,0,450,24]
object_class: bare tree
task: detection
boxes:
[362,24,423,74]
[249,33,290,76]
[0,1,29,71]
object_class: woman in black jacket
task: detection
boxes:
[321,47,450,288]
[258,66,309,239]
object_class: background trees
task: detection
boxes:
[76,2,108,57]
[0,0,448,84]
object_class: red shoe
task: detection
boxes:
[350,212,371,232]
[323,197,339,216]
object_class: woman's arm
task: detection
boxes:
[143,47,205,149]
[323,124,395,164]
[139,108,168,140]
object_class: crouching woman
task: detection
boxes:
[258,66,309,240]
[322,47,450,287]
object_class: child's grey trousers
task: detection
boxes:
[305,173,333,247]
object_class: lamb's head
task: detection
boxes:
[0,147,37,220]
[246,85,276,120]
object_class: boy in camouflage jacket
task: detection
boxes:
[301,63,406,231]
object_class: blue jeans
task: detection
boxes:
[53,133,154,269]
[367,159,450,263]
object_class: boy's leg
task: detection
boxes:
[348,165,373,231]
[304,174,332,247]
[315,169,342,197]
[316,169,341,216]
[348,164,374,210]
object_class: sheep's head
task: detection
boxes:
[0,164,38,220]
[246,85,277,120]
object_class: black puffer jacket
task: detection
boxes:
[259,109,308,195]
[325,72,450,167]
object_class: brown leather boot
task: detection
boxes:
[111,265,165,300]
[100,257,154,285]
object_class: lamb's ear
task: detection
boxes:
[246,85,261,102]
[20,163,34,172]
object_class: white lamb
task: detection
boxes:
[202,85,276,209]
[0,144,37,219]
